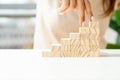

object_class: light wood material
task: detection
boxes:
[42,49,51,57]
[42,22,100,57]
[79,26,90,57]
[61,38,71,57]
[51,44,61,57]
[70,33,81,57]
[89,22,100,57]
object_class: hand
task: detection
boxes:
[58,0,93,26]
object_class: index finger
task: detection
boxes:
[84,0,93,21]
[77,0,85,27]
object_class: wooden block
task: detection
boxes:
[89,45,100,51]
[70,47,81,57]
[42,49,51,57]
[78,26,91,57]
[70,30,90,56]
[79,22,90,34]
[71,46,90,57]
[72,52,81,57]
[42,21,100,57]
[80,33,89,46]
[69,33,82,57]
[70,43,81,57]
[89,22,100,55]
[89,22,100,40]
[60,38,71,57]
[79,27,90,45]
[70,33,80,39]
[70,33,80,45]
[89,50,100,57]
[79,27,90,34]
[80,45,90,57]
[94,22,100,34]
[51,44,61,57]
[89,26,100,47]
[80,33,89,40]
[89,42,100,56]
[89,39,99,46]
[61,38,71,51]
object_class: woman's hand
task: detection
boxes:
[58,0,93,26]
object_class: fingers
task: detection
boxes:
[63,0,77,13]
[84,0,93,21]
[58,0,93,26]
[70,0,77,9]
[77,0,85,26]
[58,0,62,3]
[58,0,77,14]
[58,0,70,13]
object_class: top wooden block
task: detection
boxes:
[79,27,90,34]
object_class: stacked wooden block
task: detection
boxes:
[42,22,100,57]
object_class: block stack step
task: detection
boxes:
[42,22,100,57]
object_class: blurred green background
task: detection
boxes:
[107,8,120,49]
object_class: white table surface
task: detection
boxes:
[0,49,120,80]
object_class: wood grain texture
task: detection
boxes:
[42,49,51,57]
[51,44,61,57]
[70,33,81,57]
[61,38,71,57]
[79,26,90,57]
[42,22,100,57]
[89,22,100,57]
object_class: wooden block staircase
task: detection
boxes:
[42,22,100,57]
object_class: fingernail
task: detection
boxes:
[79,22,85,27]
[91,16,94,21]
[82,22,85,27]
[59,11,65,15]
[57,8,64,15]
[80,22,82,27]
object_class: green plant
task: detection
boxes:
[107,9,120,49]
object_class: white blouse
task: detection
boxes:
[34,0,111,49]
